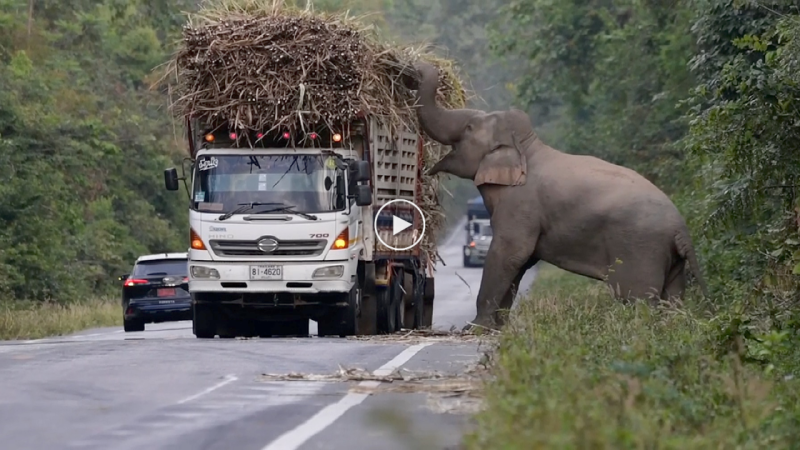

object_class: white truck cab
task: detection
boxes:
[165,119,434,339]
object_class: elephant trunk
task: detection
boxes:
[414,61,478,146]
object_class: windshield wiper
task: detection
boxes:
[253,205,318,220]
[218,202,283,221]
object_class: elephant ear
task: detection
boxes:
[474,145,527,186]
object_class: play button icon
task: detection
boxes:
[373,199,426,251]
[392,215,412,235]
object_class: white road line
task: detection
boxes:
[176,374,238,404]
[260,343,432,450]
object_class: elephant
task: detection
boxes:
[408,61,709,330]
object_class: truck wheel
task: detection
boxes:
[318,286,358,337]
[357,292,377,335]
[411,273,425,329]
[392,268,405,332]
[193,303,216,339]
[357,262,377,336]
[123,318,145,332]
[422,277,435,328]
[403,272,416,330]
[376,279,396,334]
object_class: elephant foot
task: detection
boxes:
[462,315,499,334]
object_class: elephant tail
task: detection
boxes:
[675,230,709,298]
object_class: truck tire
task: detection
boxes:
[412,272,425,329]
[391,268,404,332]
[318,286,358,337]
[422,277,435,328]
[193,303,216,339]
[403,272,416,330]
[357,262,377,335]
[376,284,396,334]
[357,292,377,335]
[123,318,145,332]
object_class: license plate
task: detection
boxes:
[250,265,282,280]
[157,288,176,297]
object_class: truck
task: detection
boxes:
[163,117,436,339]
[463,218,492,267]
[463,196,490,267]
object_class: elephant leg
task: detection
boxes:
[661,260,686,302]
[604,259,665,306]
[494,257,538,326]
[469,236,537,331]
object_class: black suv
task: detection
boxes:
[120,253,191,332]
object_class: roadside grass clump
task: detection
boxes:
[465,263,800,449]
[0,298,120,340]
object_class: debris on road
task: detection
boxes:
[260,360,489,415]
[261,364,485,383]
[345,327,500,344]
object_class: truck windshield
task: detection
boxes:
[191,154,346,214]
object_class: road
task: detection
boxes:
[0,226,537,450]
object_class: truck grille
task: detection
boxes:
[209,239,326,257]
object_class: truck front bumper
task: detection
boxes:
[188,260,356,294]
[464,246,488,260]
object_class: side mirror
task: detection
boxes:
[165,167,179,191]
[119,274,129,281]
[354,185,372,206]
[472,223,480,234]
[353,160,370,182]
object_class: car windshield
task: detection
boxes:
[132,259,187,277]
[192,154,346,214]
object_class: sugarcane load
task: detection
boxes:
[162,0,468,338]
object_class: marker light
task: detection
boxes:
[229,132,237,140]
[332,133,342,142]
[282,132,291,139]
[204,134,214,142]
[256,132,264,139]
[331,228,349,249]
[309,132,318,139]
[190,228,206,250]
[469,241,476,247]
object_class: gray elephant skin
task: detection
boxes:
[409,61,709,330]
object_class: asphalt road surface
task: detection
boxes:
[0,224,537,450]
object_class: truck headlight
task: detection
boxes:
[313,265,344,278]
[190,265,220,279]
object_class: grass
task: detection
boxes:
[0,298,121,340]
[464,263,800,449]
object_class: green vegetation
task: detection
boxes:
[0,298,120,340]
[466,265,800,448]
[2,0,799,443]
[468,0,800,446]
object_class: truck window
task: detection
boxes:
[192,154,345,214]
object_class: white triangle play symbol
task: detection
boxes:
[392,215,412,236]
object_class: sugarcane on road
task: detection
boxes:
[0,226,538,450]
